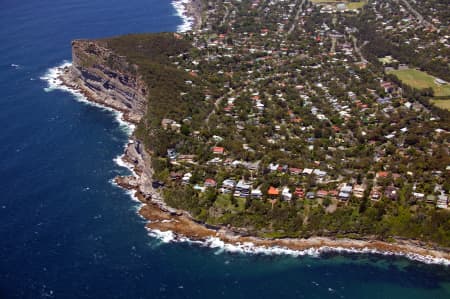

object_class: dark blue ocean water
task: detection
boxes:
[0,0,449,298]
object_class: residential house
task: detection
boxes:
[353,184,366,198]
[268,186,280,198]
[251,187,263,199]
[235,179,252,198]
[220,179,236,193]
[167,148,178,160]
[316,190,328,198]
[437,194,448,209]
[268,163,279,172]
[306,191,315,199]
[182,173,192,184]
[302,168,314,175]
[384,186,399,200]
[170,171,182,181]
[294,187,305,198]
[212,146,225,155]
[289,167,303,175]
[339,184,353,200]
[282,187,292,201]
[204,178,217,188]
[370,187,382,201]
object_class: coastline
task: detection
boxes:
[172,0,203,32]
[42,62,450,266]
[39,0,450,265]
[111,133,450,265]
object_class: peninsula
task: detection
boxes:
[59,0,450,262]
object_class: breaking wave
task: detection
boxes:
[147,228,450,266]
[41,63,450,268]
[40,62,135,135]
[172,0,194,32]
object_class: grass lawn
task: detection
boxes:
[387,69,450,97]
[310,0,366,9]
[431,99,450,111]
[347,1,366,9]
[214,194,246,212]
[310,0,340,2]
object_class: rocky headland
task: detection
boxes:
[57,34,450,265]
[60,40,148,124]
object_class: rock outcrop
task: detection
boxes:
[61,39,148,123]
[117,140,155,198]
[60,39,161,205]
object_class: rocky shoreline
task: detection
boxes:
[54,22,450,265]
[172,0,204,32]
[57,64,450,265]
[187,0,204,30]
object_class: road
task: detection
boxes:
[330,37,336,54]
[352,36,368,64]
[220,4,231,27]
[205,89,236,124]
[287,0,306,36]
[397,0,436,30]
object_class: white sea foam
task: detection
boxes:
[40,62,134,135]
[148,229,176,243]
[172,0,194,32]
[113,152,137,178]
[42,61,147,220]
[146,229,450,266]
[42,63,450,267]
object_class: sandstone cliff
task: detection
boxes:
[61,39,148,124]
[60,39,159,200]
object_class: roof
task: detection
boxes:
[251,188,262,195]
[294,187,304,194]
[353,185,366,192]
[268,186,280,196]
[317,190,328,196]
[212,146,224,154]
[341,185,353,193]
[205,178,217,185]
[282,187,291,195]
[236,180,251,190]
[290,167,302,174]
[269,163,279,171]
[377,171,389,178]
[339,192,350,198]
[303,168,314,174]
[313,169,327,177]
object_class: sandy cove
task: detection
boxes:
[57,61,450,265]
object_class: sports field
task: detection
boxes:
[310,0,366,9]
[431,99,450,111]
[387,69,450,97]
[347,1,366,9]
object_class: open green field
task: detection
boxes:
[347,1,366,9]
[311,0,366,9]
[431,99,450,111]
[387,68,450,97]
[311,0,340,2]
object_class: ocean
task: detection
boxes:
[0,0,449,298]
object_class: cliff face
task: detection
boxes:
[62,40,148,123]
[61,40,158,200]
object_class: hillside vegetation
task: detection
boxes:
[103,33,215,156]
[97,24,450,247]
